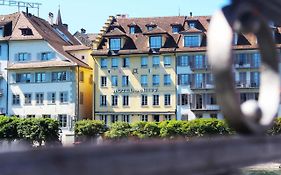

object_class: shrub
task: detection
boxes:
[182,118,231,137]
[17,118,60,146]
[131,122,160,139]
[105,122,131,139]
[268,118,281,135]
[75,120,107,141]
[159,120,186,138]
[0,116,19,140]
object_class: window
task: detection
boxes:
[89,74,93,84]
[60,92,68,103]
[100,115,108,124]
[164,56,171,67]
[111,115,119,123]
[47,92,56,104]
[152,56,160,67]
[36,93,44,105]
[111,76,118,87]
[17,53,30,61]
[58,114,67,128]
[152,75,160,86]
[184,35,200,47]
[177,55,190,67]
[41,52,54,61]
[123,58,130,67]
[123,57,130,68]
[164,74,171,86]
[181,94,189,106]
[252,53,261,68]
[141,57,148,68]
[42,115,51,119]
[12,94,20,105]
[141,95,148,106]
[122,76,129,87]
[141,75,148,86]
[141,115,148,122]
[80,71,84,82]
[101,76,107,87]
[112,95,118,106]
[122,115,130,123]
[52,72,67,82]
[194,55,204,69]
[195,74,203,88]
[164,94,171,106]
[109,38,121,51]
[164,115,172,121]
[20,28,33,36]
[35,73,46,83]
[172,26,179,33]
[147,26,155,31]
[149,36,162,49]
[129,27,135,34]
[100,95,107,106]
[0,27,3,37]
[123,95,129,106]
[0,45,2,56]
[80,92,84,105]
[178,74,191,86]
[153,95,159,106]
[189,22,196,28]
[26,115,35,118]
[111,58,119,68]
[251,72,260,87]
[24,94,32,105]
[16,73,31,83]
[100,58,107,68]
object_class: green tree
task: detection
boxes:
[105,122,131,140]
[75,120,107,142]
[131,121,160,139]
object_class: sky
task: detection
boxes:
[0,0,230,33]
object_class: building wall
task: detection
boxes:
[7,67,77,131]
[93,54,177,124]
[67,49,94,120]
[0,42,8,114]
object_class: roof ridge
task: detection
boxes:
[117,15,211,20]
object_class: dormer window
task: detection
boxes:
[147,26,154,31]
[109,38,121,51]
[0,27,3,37]
[149,36,162,49]
[172,26,180,33]
[129,26,135,34]
[20,28,33,36]
[189,22,196,28]
[184,35,201,47]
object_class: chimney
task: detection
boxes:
[63,24,68,30]
[49,12,54,25]
[26,7,29,15]
[190,12,193,17]
[81,28,86,34]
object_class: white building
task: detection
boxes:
[0,11,92,136]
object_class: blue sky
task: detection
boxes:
[0,0,230,33]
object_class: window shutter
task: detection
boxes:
[27,53,32,61]
[51,52,56,60]
[66,71,72,81]
[14,53,18,61]
[37,53,42,61]
[11,73,16,83]
[30,73,34,83]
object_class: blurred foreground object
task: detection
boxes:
[207,0,281,134]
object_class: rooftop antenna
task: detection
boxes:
[0,0,42,16]
[178,7,181,16]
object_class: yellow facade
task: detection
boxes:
[93,54,177,125]
[68,49,94,120]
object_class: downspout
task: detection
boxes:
[77,66,80,121]
[6,42,9,116]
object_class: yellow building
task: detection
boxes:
[92,15,179,124]
[64,45,94,120]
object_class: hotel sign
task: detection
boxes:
[113,88,158,94]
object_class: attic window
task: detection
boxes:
[0,27,3,37]
[189,22,196,28]
[129,26,135,34]
[146,24,156,31]
[172,26,180,33]
[20,28,33,36]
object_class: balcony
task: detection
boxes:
[0,89,4,97]
[236,82,259,89]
